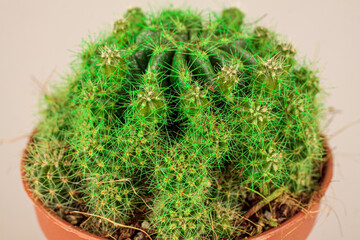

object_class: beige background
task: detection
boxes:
[1,0,359,239]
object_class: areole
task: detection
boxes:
[22,134,333,240]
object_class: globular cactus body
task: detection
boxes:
[24,6,325,239]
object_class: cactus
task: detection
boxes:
[24,6,325,239]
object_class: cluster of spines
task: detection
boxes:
[24,6,324,239]
[24,138,79,212]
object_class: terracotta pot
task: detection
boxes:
[21,136,333,240]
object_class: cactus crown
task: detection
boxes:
[24,6,325,240]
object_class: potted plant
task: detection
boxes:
[21,6,333,240]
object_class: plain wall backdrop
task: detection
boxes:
[1,0,359,239]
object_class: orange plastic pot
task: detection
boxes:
[21,136,333,240]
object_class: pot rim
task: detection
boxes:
[21,134,333,240]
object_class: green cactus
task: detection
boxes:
[24,6,326,239]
